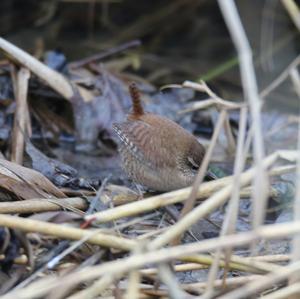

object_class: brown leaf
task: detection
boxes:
[71,67,131,152]
[0,159,66,200]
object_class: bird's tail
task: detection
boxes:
[129,82,144,118]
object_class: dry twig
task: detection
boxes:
[4,220,300,299]
[11,67,30,164]
[85,161,293,224]
[0,214,136,250]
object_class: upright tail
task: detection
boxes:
[129,82,144,118]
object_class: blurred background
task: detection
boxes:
[1,0,299,111]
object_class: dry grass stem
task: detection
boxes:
[0,7,298,298]
[125,246,144,299]
[47,230,108,270]
[205,106,248,294]
[262,283,300,299]
[217,261,300,299]
[218,0,268,237]
[147,151,285,251]
[0,197,88,214]
[223,110,236,152]
[288,67,300,294]
[179,80,245,113]
[5,220,300,299]
[125,270,140,299]
[179,110,227,226]
[66,275,115,299]
[0,38,74,100]
[260,54,300,98]
[86,160,294,224]
[250,254,290,263]
[180,253,282,274]
[11,67,30,164]
[281,0,300,31]
[225,254,283,273]
[140,262,207,275]
[0,214,136,250]
[141,275,262,296]
[158,264,188,299]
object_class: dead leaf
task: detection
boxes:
[0,158,66,200]
[26,141,78,186]
[71,67,131,152]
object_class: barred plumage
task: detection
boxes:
[113,83,206,191]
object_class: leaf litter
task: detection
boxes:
[0,2,299,298]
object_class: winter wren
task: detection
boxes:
[113,83,206,191]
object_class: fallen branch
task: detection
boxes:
[0,37,74,100]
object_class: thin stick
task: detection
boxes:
[69,40,141,69]
[182,81,237,153]
[205,106,248,295]
[0,38,74,100]
[178,110,226,227]
[85,162,293,224]
[143,254,286,276]
[183,80,241,107]
[281,0,300,31]
[180,253,282,275]
[47,229,106,270]
[148,152,278,251]
[0,214,136,251]
[125,270,140,299]
[66,275,115,299]
[217,261,300,299]
[218,0,268,233]
[262,283,300,299]
[158,264,188,299]
[180,80,244,112]
[140,262,208,275]
[0,197,87,214]
[125,245,143,299]
[11,67,30,164]
[289,68,300,293]
[86,176,110,215]
[142,275,262,296]
[250,254,290,263]
[223,254,282,273]
[5,220,300,299]
[223,110,236,152]
[259,54,300,98]
[147,149,298,252]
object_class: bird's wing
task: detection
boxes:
[113,120,176,169]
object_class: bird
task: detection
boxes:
[113,83,206,192]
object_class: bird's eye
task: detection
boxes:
[187,157,199,171]
[191,164,199,171]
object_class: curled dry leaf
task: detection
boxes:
[0,159,65,200]
[26,142,101,190]
[71,67,131,152]
[26,142,77,185]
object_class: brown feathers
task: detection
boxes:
[113,82,206,191]
[128,82,144,118]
